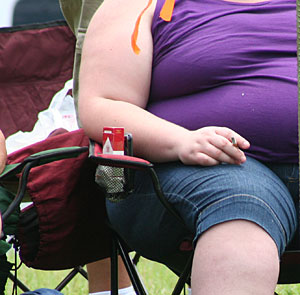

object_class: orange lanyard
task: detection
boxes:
[131,0,175,54]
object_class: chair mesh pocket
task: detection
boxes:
[95,165,128,202]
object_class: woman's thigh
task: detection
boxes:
[106,157,298,273]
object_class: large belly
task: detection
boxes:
[147,78,298,163]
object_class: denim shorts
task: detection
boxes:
[106,157,298,274]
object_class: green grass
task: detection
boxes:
[4,251,300,294]
[5,252,183,295]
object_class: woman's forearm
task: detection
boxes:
[79,97,249,166]
[79,96,187,162]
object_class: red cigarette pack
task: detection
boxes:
[103,127,124,155]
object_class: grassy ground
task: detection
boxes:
[4,252,300,294]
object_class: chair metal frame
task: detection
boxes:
[0,145,147,294]
[89,138,194,295]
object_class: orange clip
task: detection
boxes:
[159,0,175,21]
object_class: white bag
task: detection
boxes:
[6,79,79,154]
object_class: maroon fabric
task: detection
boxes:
[0,22,76,138]
[7,129,112,270]
[0,22,112,270]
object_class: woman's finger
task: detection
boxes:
[202,139,245,164]
[193,152,221,166]
[201,132,245,163]
[215,127,250,149]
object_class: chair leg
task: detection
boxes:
[8,271,30,293]
[55,266,88,291]
[132,253,140,266]
[171,253,193,295]
[111,231,193,295]
[112,232,147,295]
[111,234,119,295]
[9,266,88,293]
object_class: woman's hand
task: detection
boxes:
[0,130,7,174]
[177,127,250,166]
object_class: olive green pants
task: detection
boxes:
[59,0,104,126]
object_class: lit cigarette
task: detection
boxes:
[231,137,238,147]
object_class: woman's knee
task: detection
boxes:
[195,220,280,277]
[191,220,280,294]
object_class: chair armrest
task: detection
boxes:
[88,138,184,224]
[0,146,88,180]
[89,153,153,170]
[88,138,153,170]
[0,146,88,223]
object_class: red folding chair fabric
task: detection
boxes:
[0,21,112,270]
[0,21,75,138]
[6,129,112,270]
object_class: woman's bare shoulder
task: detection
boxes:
[83,0,156,60]
[90,0,156,30]
[79,0,157,107]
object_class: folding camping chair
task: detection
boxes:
[0,19,145,295]
[0,21,98,293]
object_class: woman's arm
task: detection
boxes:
[79,0,249,165]
[0,130,7,174]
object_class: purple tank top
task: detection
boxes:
[148,0,297,163]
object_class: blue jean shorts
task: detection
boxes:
[106,157,298,274]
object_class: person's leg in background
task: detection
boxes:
[87,258,135,295]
